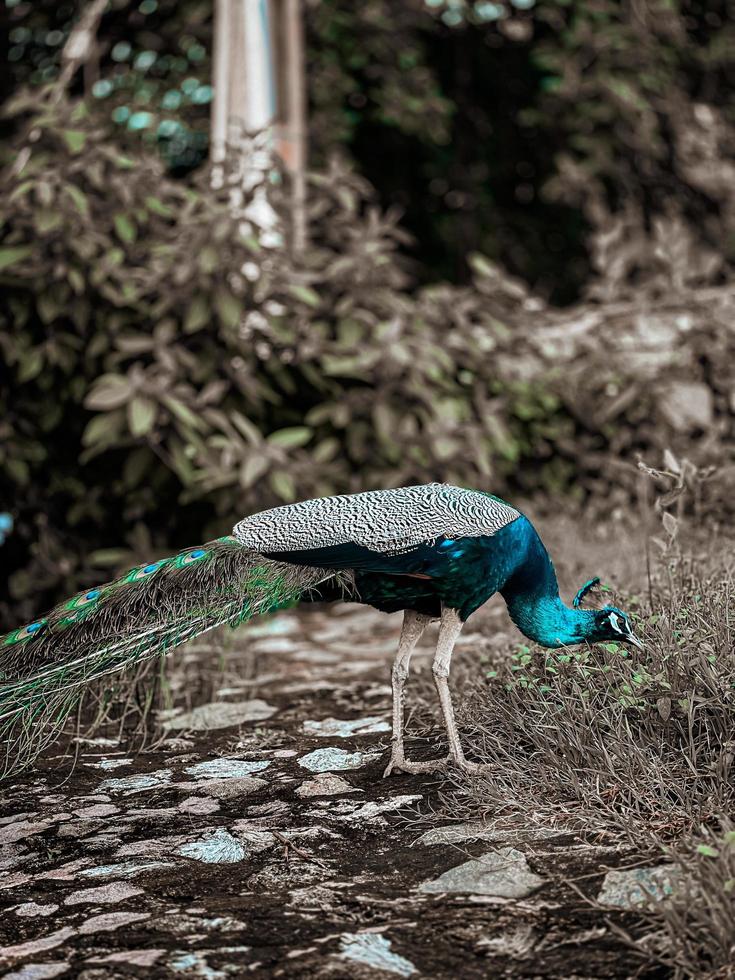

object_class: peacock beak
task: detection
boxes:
[626,631,644,651]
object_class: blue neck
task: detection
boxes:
[499,518,598,649]
[504,592,597,648]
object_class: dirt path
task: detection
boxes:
[1,603,667,979]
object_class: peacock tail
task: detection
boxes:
[0,536,343,776]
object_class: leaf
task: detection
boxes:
[84,374,132,411]
[239,454,270,488]
[128,396,157,437]
[267,426,312,449]
[145,196,173,217]
[184,294,210,334]
[287,284,320,308]
[198,245,219,274]
[696,845,719,858]
[62,130,87,154]
[214,288,241,329]
[113,213,137,245]
[82,411,123,447]
[35,211,63,234]
[0,246,32,271]
[656,696,671,722]
[64,184,89,217]
[163,395,207,432]
[269,470,296,501]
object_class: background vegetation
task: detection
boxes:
[1,0,734,631]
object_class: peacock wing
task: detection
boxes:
[232,483,520,572]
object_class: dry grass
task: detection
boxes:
[435,542,735,976]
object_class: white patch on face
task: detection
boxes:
[608,612,625,635]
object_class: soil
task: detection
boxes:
[0,601,670,979]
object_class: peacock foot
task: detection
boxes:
[450,757,491,776]
[383,753,451,777]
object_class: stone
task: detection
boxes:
[72,804,119,819]
[86,950,165,967]
[178,796,220,815]
[297,748,380,773]
[597,865,679,908]
[295,774,360,798]
[0,819,54,845]
[658,381,713,432]
[14,902,59,918]
[339,933,416,977]
[77,911,150,934]
[163,699,277,731]
[98,770,172,794]
[183,757,270,780]
[303,716,390,738]
[78,860,174,879]
[177,828,247,864]
[64,882,144,906]
[418,848,545,899]
[335,795,422,824]
[4,965,69,980]
[85,757,134,770]
[414,822,560,847]
[1,927,76,960]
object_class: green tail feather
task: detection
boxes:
[0,536,344,776]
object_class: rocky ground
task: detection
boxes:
[0,601,673,979]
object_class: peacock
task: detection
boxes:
[0,483,642,777]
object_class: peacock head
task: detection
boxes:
[586,606,644,650]
[573,578,643,651]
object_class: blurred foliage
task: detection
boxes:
[3,0,735,301]
[2,95,734,630]
[0,95,557,626]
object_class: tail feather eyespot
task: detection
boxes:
[65,588,103,612]
[122,560,166,584]
[175,548,208,568]
[3,619,47,645]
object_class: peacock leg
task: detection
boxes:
[383,609,436,777]
[432,606,485,774]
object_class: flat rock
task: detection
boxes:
[4,965,70,980]
[87,949,165,967]
[98,770,172,794]
[335,795,422,824]
[419,847,545,899]
[597,865,679,908]
[339,932,416,977]
[178,796,220,815]
[163,699,277,731]
[183,757,270,780]
[297,747,380,773]
[77,911,149,934]
[414,822,561,847]
[63,882,144,906]
[303,716,390,738]
[177,828,247,864]
[78,860,174,879]
[295,774,360,798]
[14,902,60,918]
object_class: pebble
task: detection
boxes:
[295,773,361,798]
[163,699,277,731]
[14,902,60,918]
[98,770,172,794]
[177,828,247,864]
[339,932,416,977]
[184,758,270,780]
[303,716,391,738]
[63,881,144,906]
[597,865,679,908]
[419,847,545,899]
[297,747,380,772]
